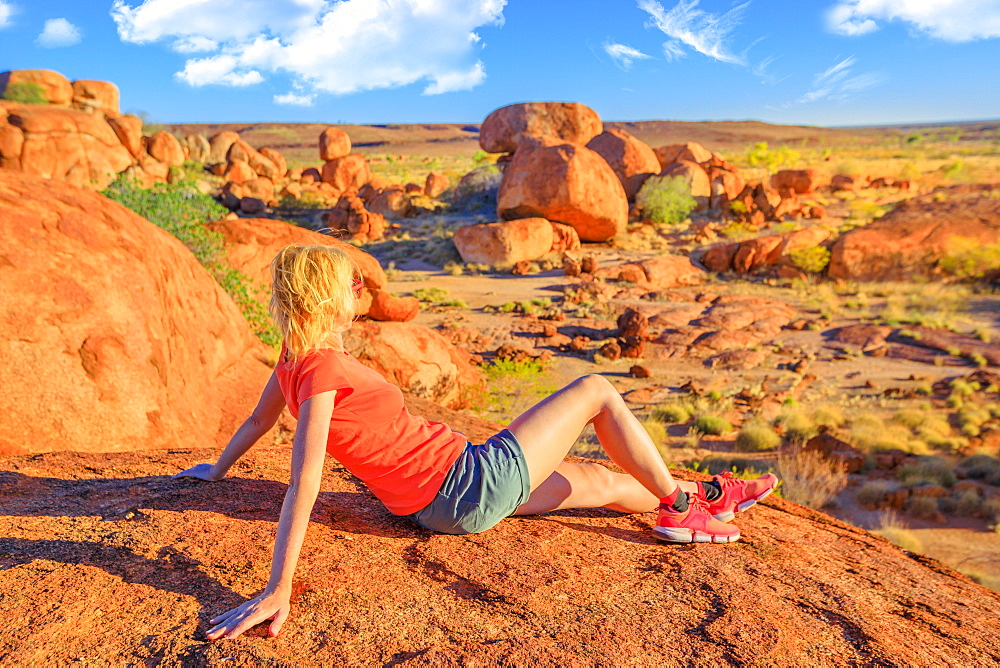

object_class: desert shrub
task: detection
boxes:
[850,415,915,451]
[941,489,982,517]
[776,448,848,509]
[651,402,691,424]
[449,165,501,213]
[892,410,927,429]
[635,175,697,227]
[693,415,732,436]
[957,567,1000,593]
[938,241,1000,281]
[476,358,557,423]
[905,495,940,517]
[1,81,47,104]
[775,411,816,444]
[982,498,1000,526]
[895,458,956,488]
[788,246,831,274]
[410,287,466,307]
[735,420,781,452]
[855,480,898,507]
[834,159,861,176]
[102,176,280,346]
[746,141,799,173]
[957,454,1000,480]
[811,405,845,428]
[641,417,669,452]
[873,511,923,553]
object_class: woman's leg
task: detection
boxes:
[507,374,698,515]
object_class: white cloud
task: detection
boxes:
[796,55,883,103]
[37,18,81,47]
[0,2,15,29]
[826,0,1000,42]
[638,0,749,65]
[111,0,506,97]
[274,91,314,106]
[604,41,653,70]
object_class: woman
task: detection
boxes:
[175,244,776,640]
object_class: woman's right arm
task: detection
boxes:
[174,370,287,481]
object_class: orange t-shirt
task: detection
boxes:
[275,346,467,515]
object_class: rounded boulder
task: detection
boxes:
[480,102,603,154]
[586,128,661,201]
[453,218,555,266]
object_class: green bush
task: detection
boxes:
[895,458,956,488]
[1,81,48,104]
[788,246,831,274]
[735,420,781,452]
[746,141,800,173]
[938,242,1000,281]
[651,402,691,424]
[102,176,280,346]
[693,415,732,436]
[635,175,697,227]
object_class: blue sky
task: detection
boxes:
[1,0,998,126]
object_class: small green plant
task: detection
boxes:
[746,141,800,173]
[775,411,816,444]
[635,175,697,227]
[735,420,781,452]
[650,402,691,424]
[693,415,732,436]
[895,458,956,488]
[1,81,48,104]
[788,246,831,274]
[938,241,1000,281]
[476,358,557,423]
[411,286,466,307]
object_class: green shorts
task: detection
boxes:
[407,429,531,535]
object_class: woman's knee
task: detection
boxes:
[575,374,618,401]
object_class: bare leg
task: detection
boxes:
[507,375,698,515]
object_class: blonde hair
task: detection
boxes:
[269,245,359,358]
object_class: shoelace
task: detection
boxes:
[658,491,712,514]
[715,471,741,490]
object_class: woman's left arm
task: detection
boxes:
[205,389,336,640]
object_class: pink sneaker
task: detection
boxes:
[653,493,740,543]
[701,471,778,522]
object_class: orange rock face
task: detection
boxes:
[453,218,555,265]
[0,171,268,456]
[658,160,711,198]
[0,69,73,106]
[424,171,449,198]
[586,128,660,201]
[321,153,371,193]
[367,188,414,218]
[367,291,420,323]
[2,103,133,189]
[829,185,1000,281]
[107,114,143,158]
[344,320,483,409]
[498,136,627,242]
[325,194,386,243]
[319,127,352,161]
[71,80,120,114]
[480,102,603,154]
[147,130,185,166]
[259,147,287,178]
[222,158,256,184]
[207,130,240,164]
[771,169,818,194]
[654,141,713,169]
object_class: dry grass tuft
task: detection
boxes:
[776,448,848,509]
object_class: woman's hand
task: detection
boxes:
[206,591,291,640]
[172,463,224,482]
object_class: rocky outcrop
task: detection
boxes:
[71,80,120,115]
[344,320,483,409]
[147,130,185,167]
[2,443,998,665]
[654,141,713,169]
[0,69,74,106]
[0,101,134,189]
[702,225,831,274]
[498,136,627,242]
[479,102,603,154]
[424,171,449,198]
[586,128,660,201]
[319,127,351,161]
[0,171,270,456]
[771,169,819,194]
[320,153,371,194]
[828,185,1000,281]
[202,216,415,323]
[453,218,555,265]
[324,195,386,243]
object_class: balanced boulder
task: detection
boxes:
[498,136,627,242]
[319,127,352,161]
[480,102,603,154]
[0,70,73,106]
[586,128,660,201]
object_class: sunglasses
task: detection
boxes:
[352,276,363,297]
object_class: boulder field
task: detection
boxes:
[1,435,999,664]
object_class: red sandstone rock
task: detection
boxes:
[319,127,352,161]
[771,169,819,194]
[638,255,705,289]
[70,80,119,114]
[453,218,554,266]
[182,133,210,163]
[367,189,414,218]
[222,158,257,184]
[654,141,713,169]
[424,172,449,198]
[828,185,1000,281]
[0,171,269,456]
[259,147,287,178]
[367,291,420,323]
[586,128,660,201]
[207,130,241,164]
[659,160,711,199]
[344,320,482,409]
[2,103,133,189]
[479,102,603,153]
[0,69,73,105]
[325,195,386,243]
[321,153,370,193]
[831,173,866,191]
[498,136,627,242]
[147,130,185,166]
[549,221,581,253]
